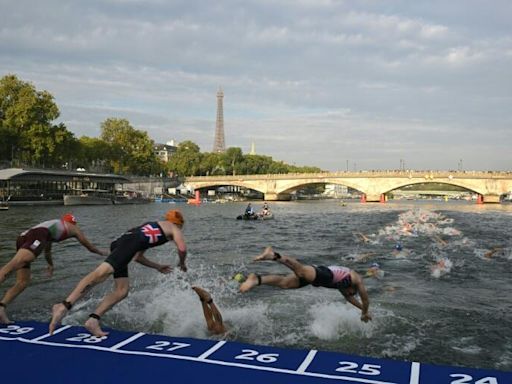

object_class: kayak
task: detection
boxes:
[236,212,274,220]
[236,214,259,220]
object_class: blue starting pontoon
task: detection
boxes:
[1,321,509,383]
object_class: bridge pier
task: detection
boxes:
[364,194,382,203]
[264,192,292,201]
[482,194,500,204]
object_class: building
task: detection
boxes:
[0,168,129,205]
[154,140,178,163]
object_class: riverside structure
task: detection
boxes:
[185,170,512,203]
[0,168,129,205]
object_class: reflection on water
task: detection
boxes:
[0,200,511,371]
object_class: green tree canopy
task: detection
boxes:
[167,140,323,177]
[0,74,70,167]
[100,118,162,175]
[168,140,203,176]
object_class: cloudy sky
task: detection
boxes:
[1,0,511,171]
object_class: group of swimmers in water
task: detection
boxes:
[0,210,371,337]
[1,207,505,337]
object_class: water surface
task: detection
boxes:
[0,200,511,371]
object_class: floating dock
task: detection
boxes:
[1,321,509,383]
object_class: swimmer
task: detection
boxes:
[355,252,376,263]
[366,263,385,279]
[240,247,372,323]
[432,235,447,246]
[355,232,371,243]
[392,241,409,258]
[484,246,503,259]
[430,257,452,278]
[49,210,188,337]
[0,214,108,324]
[192,286,227,335]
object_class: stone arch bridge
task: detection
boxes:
[185,171,512,203]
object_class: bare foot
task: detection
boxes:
[253,246,276,261]
[85,317,109,337]
[192,286,212,302]
[0,306,13,324]
[49,303,68,335]
[239,273,259,293]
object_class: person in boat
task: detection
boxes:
[240,247,372,323]
[0,214,108,324]
[49,210,188,337]
[245,203,255,216]
[192,286,228,335]
[260,202,271,217]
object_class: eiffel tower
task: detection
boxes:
[212,87,225,153]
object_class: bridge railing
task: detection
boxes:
[186,170,512,180]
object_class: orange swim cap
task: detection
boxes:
[61,213,77,225]
[165,210,184,226]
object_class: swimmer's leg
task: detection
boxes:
[253,246,276,261]
[0,267,32,324]
[0,303,11,324]
[240,273,301,293]
[239,273,260,292]
[85,277,129,337]
[253,247,316,282]
[0,249,35,285]
[193,287,227,335]
[50,262,113,335]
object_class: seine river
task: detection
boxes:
[0,200,511,372]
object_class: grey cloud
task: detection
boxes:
[1,0,511,171]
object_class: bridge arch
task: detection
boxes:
[381,181,479,195]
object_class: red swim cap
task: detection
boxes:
[62,213,77,225]
[165,210,184,226]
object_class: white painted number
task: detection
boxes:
[66,333,107,343]
[336,361,381,376]
[146,341,191,352]
[235,349,279,363]
[450,374,498,384]
[0,325,34,335]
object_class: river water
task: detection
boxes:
[0,200,511,372]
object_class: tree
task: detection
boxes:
[100,118,161,175]
[0,74,63,166]
[222,147,244,175]
[168,140,202,176]
[242,154,274,174]
[200,152,223,176]
[78,136,113,172]
[26,123,79,167]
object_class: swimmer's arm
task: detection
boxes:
[343,293,363,310]
[44,243,54,277]
[342,283,371,322]
[135,252,172,274]
[357,282,371,322]
[72,227,108,256]
[172,228,187,272]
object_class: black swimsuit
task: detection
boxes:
[105,222,169,278]
[298,266,353,292]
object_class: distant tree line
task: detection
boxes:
[0,74,322,177]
